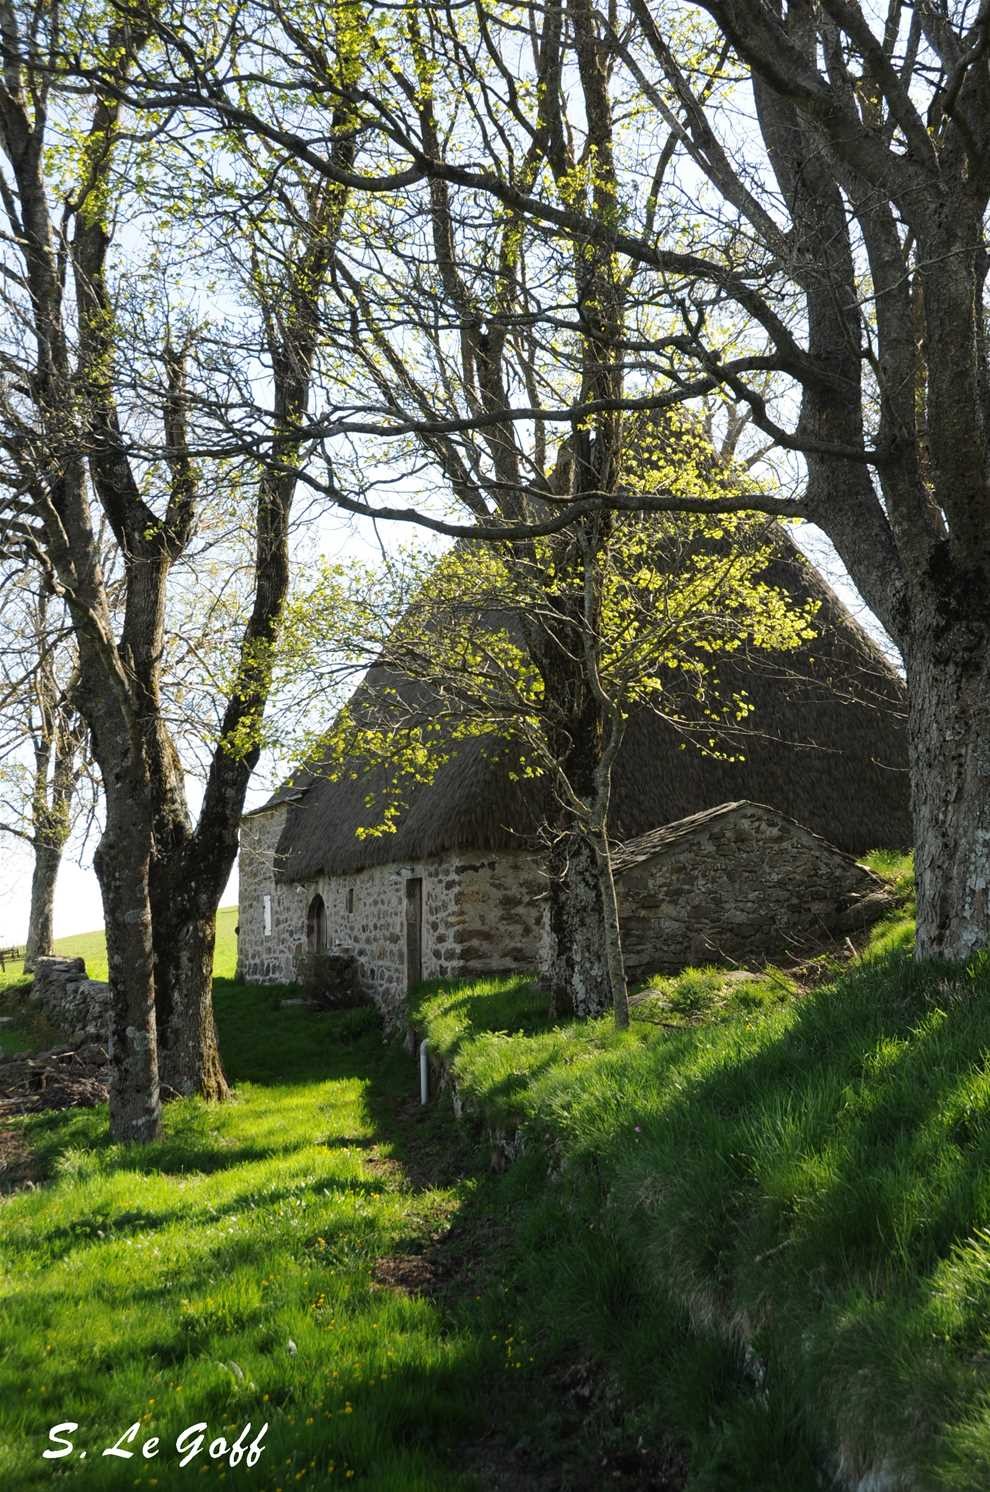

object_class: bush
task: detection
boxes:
[293,948,365,1009]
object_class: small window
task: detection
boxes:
[346,888,354,915]
[263,894,272,937]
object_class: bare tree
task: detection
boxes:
[0,2,359,1139]
[113,0,985,963]
[0,571,90,967]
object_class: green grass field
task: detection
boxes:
[0,907,239,992]
[1,981,566,1490]
[1,910,648,1491]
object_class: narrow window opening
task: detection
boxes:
[263,894,272,938]
[346,888,354,915]
[306,893,327,951]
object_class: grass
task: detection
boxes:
[1,914,657,1491]
[1,982,544,1490]
[11,850,990,1488]
[409,853,990,1491]
[0,907,240,994]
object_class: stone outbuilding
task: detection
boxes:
[612,801,890,977]
[238,533,910,1028]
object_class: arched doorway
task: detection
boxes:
[306,894,327,951]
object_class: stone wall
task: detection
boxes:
[30,956,111,1038]
[237,804,297,983]
[616,802,888,977]
[297,850,547,1029]
[239,836,546,1029]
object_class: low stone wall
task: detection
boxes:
[30,956,111,1039]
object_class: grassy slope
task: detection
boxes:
[412,854,990,1491]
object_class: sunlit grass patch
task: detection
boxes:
[0,986,502,1490]
[631,964,798,1026]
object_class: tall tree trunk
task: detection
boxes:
[23,842,61,971]
[532,579,620,1019]
[94,805,161,1142]
[593,827,629,1028]
[151,874,228,1100]
[544,828,630,1022]
[909,589,990,960]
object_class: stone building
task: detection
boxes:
[612,801,889,977]
[238,536,910,1027]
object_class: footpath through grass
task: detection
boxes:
[412,855,990,1492]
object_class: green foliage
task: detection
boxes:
[632,964,798,1025]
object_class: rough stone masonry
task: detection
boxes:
[29,957,111,1040]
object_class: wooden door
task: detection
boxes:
[405,877,423,991]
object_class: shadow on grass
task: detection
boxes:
[505,948,990,1488]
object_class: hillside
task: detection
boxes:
[0,907,239,990]
[11,856,990,1488]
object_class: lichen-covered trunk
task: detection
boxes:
[594,826,630,1028]
[545,832,612,1019]
[151,867,229,1101]
[909,613,990,960]
[94,810,161,1143]
[23,841,61,971]
[544,826,629,1022]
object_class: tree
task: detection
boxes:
[127,0,989,963]
[613,0,990,961]
[0,569,90,968]
[0,1,362,1139]
[128,0,785,1010]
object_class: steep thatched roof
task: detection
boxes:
[257,529,910,880]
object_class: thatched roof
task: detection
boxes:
[257,529,910,881]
